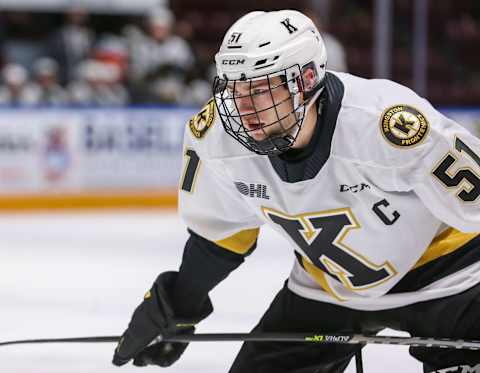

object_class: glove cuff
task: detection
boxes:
[154,271,213,326]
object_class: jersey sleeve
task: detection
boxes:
[400,111,480,233]
[178,106,263,255]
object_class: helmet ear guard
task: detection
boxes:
[300,61,325,100]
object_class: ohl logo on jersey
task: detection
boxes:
[234,182,270,200]
[380,105,429,147]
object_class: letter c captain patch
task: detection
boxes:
[189,98,216,139]
[380,105,429,147]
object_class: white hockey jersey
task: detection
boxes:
[178,72,480,311]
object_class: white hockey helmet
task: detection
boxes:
[213,10,327,155]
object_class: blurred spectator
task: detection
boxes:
[92,34,129,83]
[303,8,348,72]
[124,7,196,102]
[148,75,184,103]
[31,57,68,105]
[0,63,41,105]
[47,8,95,85]
[2,12,46,68]
[143,75,211,106]
[180,79,212,106]
[68,60,129,106]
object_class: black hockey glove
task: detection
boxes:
[112,271,213,367]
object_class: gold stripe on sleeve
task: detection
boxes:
[301,257,346,302]
[414,228,479,269]
[215,228,260,255]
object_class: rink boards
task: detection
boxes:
[0,105,477,210]
[0,106,195,210]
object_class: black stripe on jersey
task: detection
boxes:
[388,234,480,294]
[268,72,345,183]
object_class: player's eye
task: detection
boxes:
[251,87,269,96]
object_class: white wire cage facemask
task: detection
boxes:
[213,63,324,155]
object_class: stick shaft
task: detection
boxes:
[355,349,364,373]
[0,336,118,346]
[1,333,480,350]
[169,333,480,350]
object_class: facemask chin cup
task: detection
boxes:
[246,134,294,155]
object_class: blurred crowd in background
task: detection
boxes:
[0,0,478,107]
[0,6,209,106]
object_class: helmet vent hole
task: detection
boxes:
[254,63,276,70]
[255,59,268,66]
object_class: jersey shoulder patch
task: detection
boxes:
[189,98,216,139]
[379,104,429,148]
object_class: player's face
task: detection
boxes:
[229,77,296,141]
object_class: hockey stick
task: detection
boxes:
[1,332,480,350]
[355,349,364,373]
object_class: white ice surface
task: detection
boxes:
[0,211,422,372]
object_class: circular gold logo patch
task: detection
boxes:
[189,99,216,139]
[380,105,429,147]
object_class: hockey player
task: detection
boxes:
[112,10,480,372]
